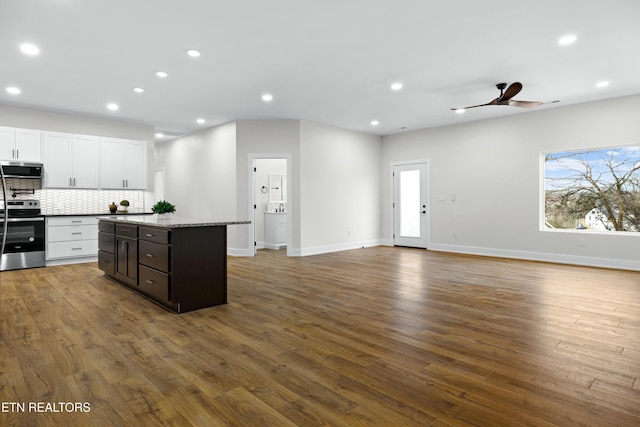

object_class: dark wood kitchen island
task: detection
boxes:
[97,216,249,313]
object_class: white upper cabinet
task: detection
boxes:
[43,132,99,188]
[0,126,42,162]
[100,138,146,189]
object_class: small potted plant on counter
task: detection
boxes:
[119,200,130,212]
[152,200,176,217]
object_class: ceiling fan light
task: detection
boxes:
[595,81,610,88]
[455,109,465,114]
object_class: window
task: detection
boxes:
[543,146,640,232]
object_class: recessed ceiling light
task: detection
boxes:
[133,87,144,93]
[156,71,168,78]
[595,81,610,88]
[197,118,206,124]
[370,120,380,126]
[455,108,466,114]
[558,34,577,46]
[187,49,201,57]
[107,103,119,111]
[20,43,39,55]
[6,86,21,95]
[390,82,403,91]
[262,94,273,102]
[155,132,165,138]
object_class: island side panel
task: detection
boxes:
[171,225,227,312]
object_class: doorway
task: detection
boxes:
[248,154,292,256]
[392,161,429,248]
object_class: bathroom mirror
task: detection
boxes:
[268,174,287,203]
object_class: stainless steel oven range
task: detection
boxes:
[0,200,45,271]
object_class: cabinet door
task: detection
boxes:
[124,140,146,189]
[116,236,137,287]
[43,133,72,187]
[0,127,16,160]
[100,138,126,189]
[71,135,99,188]
[15,129,42,162]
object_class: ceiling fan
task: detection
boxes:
[451,82,544,111]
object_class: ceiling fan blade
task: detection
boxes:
[451,98,499,111]
[508,100,543,108]
[499,82,522,102]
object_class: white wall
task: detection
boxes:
[381,94,640,270]
[299,120,382,255]
[154,122,238,246]
[235,119,300,253]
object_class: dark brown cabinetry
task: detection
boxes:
[115,224,138,287]
[98,221,115,275]
[98,220,228,313]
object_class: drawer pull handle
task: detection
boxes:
[71,247,82,251]
[72,232,83,235]
[146,253,154,257]
[71,220,82,223]
[146,233,154,237]
[146,279,155,284]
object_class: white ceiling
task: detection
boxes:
[1,0,639,140]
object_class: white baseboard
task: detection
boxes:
[46,256,98,266]
[428,243,640,271]
[288,239,383,257]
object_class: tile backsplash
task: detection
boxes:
[3,177,145,215]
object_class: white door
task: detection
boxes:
[393,162,428,248]
[71,135,99,188]
[15,129,42,162]
[43,132,73,188]
[100,138,125,188]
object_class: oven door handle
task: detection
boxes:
[1,217,45,223]
[1,164,7,257]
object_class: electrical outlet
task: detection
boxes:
[453,232,458,239]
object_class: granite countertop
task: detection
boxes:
[44,210,152,217]
[98,215,250,228]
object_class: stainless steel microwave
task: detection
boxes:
[0,161,44,179]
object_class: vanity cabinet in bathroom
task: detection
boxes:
[264,212,287,249]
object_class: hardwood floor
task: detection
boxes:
[1,247,639,426]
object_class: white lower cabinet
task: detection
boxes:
[264,212,287,249]
[46,216,99,260]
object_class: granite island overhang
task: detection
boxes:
[97,215,251,313]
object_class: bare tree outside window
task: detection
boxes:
[544,146,640,232]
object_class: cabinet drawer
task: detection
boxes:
[47,240,98,259]
[139,265,170,302]
[98,250,115,275]
[99,221,115,233]
[47,216,99,227]
[139,240,170,272]
[139,227,170,244]
[98,232,115,254]
[47,224,98,242]
[116,224,137,238]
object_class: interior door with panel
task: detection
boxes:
[393,162,428,248]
